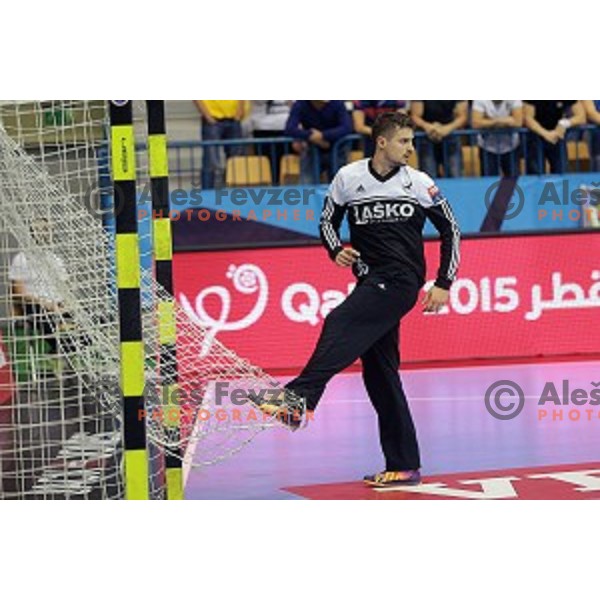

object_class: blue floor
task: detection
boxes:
[185,361,600,499]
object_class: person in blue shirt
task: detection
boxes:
[285,101,353,183]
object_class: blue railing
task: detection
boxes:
[331,126,600,178]
[147,137,299,189]
[133,125,600,189]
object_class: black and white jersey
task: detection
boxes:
[320,159,460,290]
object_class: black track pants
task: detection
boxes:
[286,269,422,470]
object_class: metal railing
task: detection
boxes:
[132,125,600,189]
[331,126,600,178]
[147,137,301,189]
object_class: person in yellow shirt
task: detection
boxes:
[195,100,248,188]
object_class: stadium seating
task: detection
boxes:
[225,156,273,187]
[279,154,300,185]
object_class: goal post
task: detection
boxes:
[109,100,151,500]
[145,100,183,500]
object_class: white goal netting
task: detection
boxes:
[0,100,304,499]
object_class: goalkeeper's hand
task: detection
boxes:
[422,286,449,313]
[335,248,360,268]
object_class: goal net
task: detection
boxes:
[0,101,304,500]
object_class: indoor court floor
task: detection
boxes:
[185,360,600,500]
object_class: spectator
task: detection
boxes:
[250,101,292,182]
[352,101,409,155]
[195,100,247,189]
[9,219,68,355]
[583,101,600,171]
[523,101,585,174]
[285,101,352,183]
[471,100,523,177]
[410,101,468,178]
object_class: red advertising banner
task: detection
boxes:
[174,232,600,372]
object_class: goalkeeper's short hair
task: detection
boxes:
[371,112,415,146]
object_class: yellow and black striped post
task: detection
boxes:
[146,101,183,500]
[109,101,150,500]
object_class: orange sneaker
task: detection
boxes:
[363,470,421,487]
